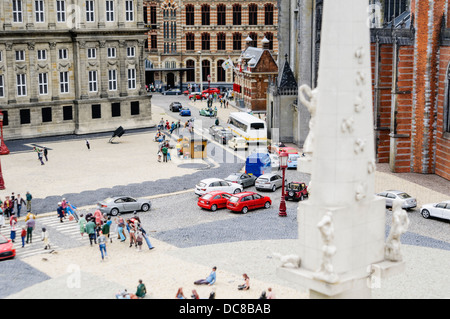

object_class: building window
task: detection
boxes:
[108,69,117,91]
[151,35,157,50]
[185,33,195,51]
[91,104,101,119]
[20,109,31,125]
[111,102,121,117]
[150,6,157,24]
[16,74,27,96]
[56,0,66,22]
[106,0,114,22]
[59,49,68,60]
[107,47,116,58]
[88,70,98,92]
[127,46,135,57]
[249,4,258,25]
[12,0,23,23]
[201,4,210,25]
[86,0,95,22]
[233,33,242,51]
[265,4,274,25]
[217,4,226,25]
[127,68,136,89]
[217,60,226,82]
[185,4,194,25]
[63,105,73,121]
[0,75,4,97]
[59,71,69,93]
[130,101,140,115]
[265,32,274,50]
[249,32,258,47]
[202,33,210,51]
[233,4,241,25]
[42,107,52,123]
[87,48,96,59]
[38,73,48,95]
[125,0,134,21]
[35,0,45,23]
[15,50,25,61]
[202,60,210,83]
[37,49,47,60]
[217,33,226,51]
[186,60,195,82]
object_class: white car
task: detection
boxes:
[420,200,450,220]
[195,178,243,196]
[255,173,283,192]
[228,137,248,151]
[376,190,417,210]
[269,154,280,169]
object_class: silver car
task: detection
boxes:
[225,173,257,188]
[97,196,152,216]
[376,190,417,210]
[255,173,283,192]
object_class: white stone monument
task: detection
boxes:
[277,0,407,298]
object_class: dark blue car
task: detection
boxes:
[180,107,191,116]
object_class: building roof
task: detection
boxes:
[278,55,297,88]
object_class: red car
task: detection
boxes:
[202,88,220,95]
[198,191,232,211]
[189,92,204,100]
[226,192,272,214]
[0,233,16,261]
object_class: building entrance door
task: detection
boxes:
[167,73,175,89]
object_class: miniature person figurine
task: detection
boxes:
[314,211,339,284]
[385,199,410,262]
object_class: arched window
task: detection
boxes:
[201,4,210,25]
[233,4,241,25]
[217,32,226,51]
[264,32,274,50]
[202,60,211,82]
[186,59,195,82]
[265,3,274,25]
[217,4,226,25]
[233,33,242,51]
[217,60,226,82]
[201,33,210,50]
[248,3,258,25]
[185,4,194,25]
[186,33,195,51]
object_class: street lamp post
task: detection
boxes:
[278,151,288,217]
[197,51,203,92]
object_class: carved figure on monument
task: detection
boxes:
[298,84,318,159]
[385,199,410,262]
[314,212,339,284]
[272,252,301,269]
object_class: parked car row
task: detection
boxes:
[198,190,272,214]
[376,190,450,222]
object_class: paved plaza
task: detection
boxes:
[0,94,449,299]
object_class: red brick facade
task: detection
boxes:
[371,0,450,181]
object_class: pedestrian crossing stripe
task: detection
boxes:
[0,215,117,259]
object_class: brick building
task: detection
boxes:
[370,0,450,180]
[142,0,278,92]
[273,0,450,181]
[233,37,278,112]
[0,0,151,140]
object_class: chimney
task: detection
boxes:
[262,37,270,50]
